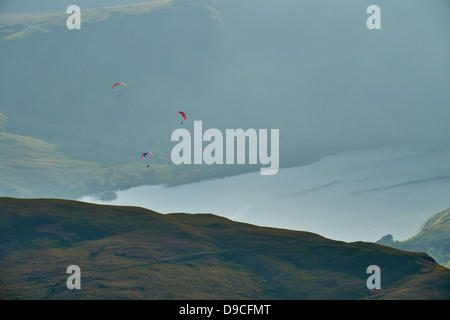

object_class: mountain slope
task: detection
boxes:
[377,208,450,268]
[1,197,448,299]
[0,0,177,42]
[0,131,181,198]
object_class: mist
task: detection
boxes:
[1,0,449,184]
[80,144,450,242]
[0,0,143,14]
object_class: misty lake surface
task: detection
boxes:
[79,144,450,243]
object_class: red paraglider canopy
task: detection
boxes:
[178,111,186,120]
[112,82,127,89]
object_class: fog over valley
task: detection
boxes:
[1,0,449,242]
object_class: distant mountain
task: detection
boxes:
[0,130,101,198]
[0,131,182,198]
[376,208,450,268]
[0,0,142,14]
[1,197,449,299]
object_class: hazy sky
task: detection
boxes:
[1,0,449,240]
[1,0,449,170]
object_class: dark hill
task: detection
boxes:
[1,197,449,299]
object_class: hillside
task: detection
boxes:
[377,208,450,268]
[0,1,177,42]
[1,197,449,299]
[0,131,183,198]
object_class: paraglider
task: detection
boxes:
[142,152,153,159]
[112,82,127,89]
[178,111,186,124]
[142,152,153,167]
[112,82,127,97]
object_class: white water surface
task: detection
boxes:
[79,144,450,242]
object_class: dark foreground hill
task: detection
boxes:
[1,197,449,299]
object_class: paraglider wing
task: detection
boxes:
[178,111,186,120]
[142,152,154,159]
[112,82,127,89]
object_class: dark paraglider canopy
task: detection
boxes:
[178,111,186,124]
[142,152,153,168]
[142,152,153,159]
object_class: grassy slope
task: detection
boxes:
[0,0,176,42]
[0,131,96,197]
[1,197,449,299]
[377,209,450,268]
[0,131,178,198]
